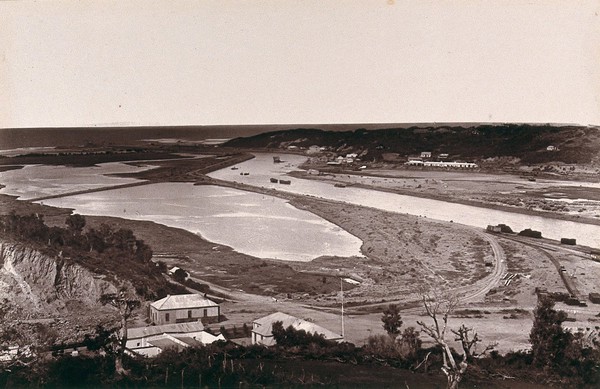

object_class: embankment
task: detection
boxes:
[0,241,118,318]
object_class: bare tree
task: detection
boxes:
[451,324,496,362]
[416,289,467,389]
[100,290,140,376]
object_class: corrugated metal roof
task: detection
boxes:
[128,321,205,339]
[147,335,186,351]
[252,312,342,340]
[173,336,203,347]
[150,294,219,310]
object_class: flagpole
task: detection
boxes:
[341,277,345,338]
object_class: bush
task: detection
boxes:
[271,321,333,348]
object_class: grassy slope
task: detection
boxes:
[224,125,600,165]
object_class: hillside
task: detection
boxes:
[223,124,600,165]
[0,210,189,344]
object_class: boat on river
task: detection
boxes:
[270,178,278,183]
[279,179,291,185]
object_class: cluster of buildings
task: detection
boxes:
[405,151,478,169]
[126,293,342,358]
[327,153,360,165]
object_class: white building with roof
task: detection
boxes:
[150,294,220,325]
[251,312,343,346]
[126,322,224,357]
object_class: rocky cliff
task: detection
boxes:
[0,241,118,319]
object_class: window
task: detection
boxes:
[188,310,192,319]
[165,313,170,322]
[203,309,207,317]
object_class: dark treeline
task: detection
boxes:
[0,212,182,299]
[1,212,151,262]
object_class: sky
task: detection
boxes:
[1,0,599,128]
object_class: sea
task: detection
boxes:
[0,126,270,151]
[0,123,426,151]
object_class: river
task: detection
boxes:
[0,164,364,261]
[208,154,600,249]
[1,154,598,259]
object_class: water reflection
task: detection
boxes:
[37,183,364,262]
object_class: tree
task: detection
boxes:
[85,228,106,252]
[399,326,422,359]
[112,229,136,253]
[134,239,153,263]
[451,324,496,362]
[172,268,188,284]
[65,214,86,235]
[530,293,571,368]
[83,325,119,354]
[381,304,403,339]
[271,321,331,348]
[99,290,141,376]
[416,289,467,389]
[48,226,66,247]
[13,213,48,241]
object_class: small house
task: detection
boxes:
[126,322,224,357]
[420,151,432,159]
[546,145,557,151]
[150,294,220,325]
[251,312,342,346]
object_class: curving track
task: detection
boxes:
[458,230,507,303]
